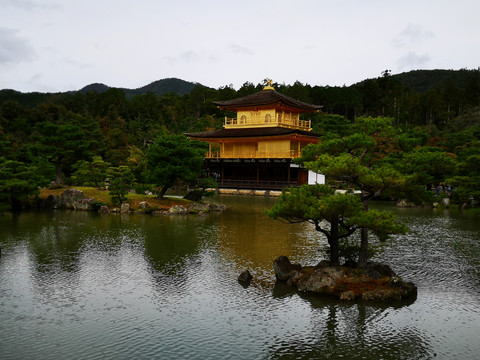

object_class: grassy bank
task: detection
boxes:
[39,186,192,211]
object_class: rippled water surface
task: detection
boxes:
[1,197,480,359]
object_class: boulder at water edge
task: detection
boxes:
[168,205,187,215]
[273,256,417,302]
[60,189,95,210]
[121,203,130,214]
[238,270,253,286]
[273,256,302,281]
[60,189,85,209]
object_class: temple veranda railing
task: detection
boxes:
[205,149,299,159]
[223,116,311,131]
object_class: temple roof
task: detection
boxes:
[213,89,322,113]
[185,127,320,139]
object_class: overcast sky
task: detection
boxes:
[1,0,479,93]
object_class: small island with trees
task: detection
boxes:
[266,116,419,302]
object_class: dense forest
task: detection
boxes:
[1,69,479,210]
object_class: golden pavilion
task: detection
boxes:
[186,81,323,190]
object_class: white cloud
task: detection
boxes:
[397,51,431,69]
[228,44,254,56]
[0,27,35,64]
[163,51,200,66]
[0,0,59,11]
[64,57,93,70]
[393,23,434,48]
[0,0,38,9]
[179,51,199,63]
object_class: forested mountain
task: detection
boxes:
[393,69,480,93]
[304,68,480,125]
[0,78,203,107]
[78,83,111,94]
[2,69,479,121]
[77,77,203,97]
[127,78,204,97]
[0,89,54,108]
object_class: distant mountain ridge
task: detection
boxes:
[1,70,479,108]
[78,78,204,97]
[78,83,111,93]
[353,69,480,94]
[0,78,206,107]
[392,69,480,93]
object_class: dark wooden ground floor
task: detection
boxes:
[203,158,308,190]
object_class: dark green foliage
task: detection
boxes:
[0,89,53,108]
[102,127,130,166]
[401,147,456,186]
[71,156,110,187]
[34,121,90,184]
[0,126,8,156]
[146,134,206,198]
[394,69,480,94]
[183,176,218,201]
[0,157,42,211]
[29,103,101,184]
[311,113,351,138]
[1,71,480,211]
[107,166,135,206]
[302,117,407,199]
[89,201,106,212]
[447,141,480,206]
[299,117,411,267]
[133,183,155,195]
[395,126,431,152]
[267,184,407,266]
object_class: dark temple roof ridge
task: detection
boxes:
[213,89,322,112]
[185,127,320,139]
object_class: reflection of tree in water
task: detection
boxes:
[141,214,224,304]
[142,215,208,273]
[1,212,99,324]
[268,289,431,360]
[141,214,240,324]
[10,212,87,291]
[10,211,150,304]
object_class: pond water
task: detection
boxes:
[1,196,479,359]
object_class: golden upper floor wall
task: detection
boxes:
[206,138,313,159]
[224,108,311,131]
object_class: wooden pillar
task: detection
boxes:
[256,163,260,184]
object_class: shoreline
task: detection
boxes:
[23,187,226,215]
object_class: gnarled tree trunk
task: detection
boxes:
[328,221,341,267]
[357,200,369,268]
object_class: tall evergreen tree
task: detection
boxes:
[0,157,41,211]
[267,184,407,266]
[300,117,408,267]
[146,134,206,198]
